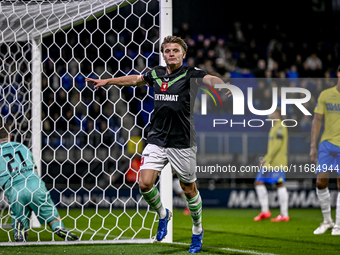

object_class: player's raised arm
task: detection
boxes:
[310,113,323,163]
[85,75,146,89]
[202,74,232,97]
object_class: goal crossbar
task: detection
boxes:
[0,0,132,42]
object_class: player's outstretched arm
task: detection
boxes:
[203,74,232,97]
[310,113,323,163]
[85,75,145,89]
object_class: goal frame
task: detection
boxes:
[1,0,174,245]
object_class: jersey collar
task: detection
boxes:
[166,65,184,77]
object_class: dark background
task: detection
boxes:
[173,0,339,41]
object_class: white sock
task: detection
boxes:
[277,186,289,217]
[192,224,203,236]
[336,192,340,226]
[255,184,269,212]
[316,188,332,223]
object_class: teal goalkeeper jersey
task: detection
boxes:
[0,141,38,190]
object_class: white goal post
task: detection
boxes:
[0,0,173,244]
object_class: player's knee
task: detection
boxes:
[183,189,195,198]
[316,179,328,189]
[180,183,197,198]
[138,180,153,193]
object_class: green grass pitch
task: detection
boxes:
[0,208,339,255]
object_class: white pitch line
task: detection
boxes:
[173,242,279,255]
[0,233,279,254]
[0,239,153,246]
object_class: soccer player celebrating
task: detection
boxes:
[254,108,290,222]
[0,120,79,242]
[310,65,340,235]
[86,35,227,253]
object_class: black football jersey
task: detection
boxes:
[142,65,207,148]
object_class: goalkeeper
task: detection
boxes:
[0,120,78,242]
[86,35,229,253]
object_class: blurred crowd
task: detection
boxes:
[1,19,340,150]
[176,22,339,132]
[177,22,339,79]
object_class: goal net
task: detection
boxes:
[0,0,168,244]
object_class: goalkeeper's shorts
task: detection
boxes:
[255,168,285,184]
[6,178,60,230]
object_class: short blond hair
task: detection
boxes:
[160,35,188,53]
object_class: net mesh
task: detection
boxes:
[0,0,160,243]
